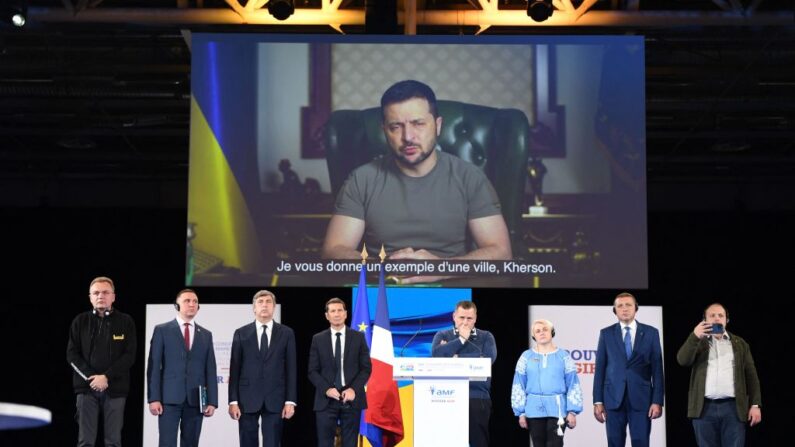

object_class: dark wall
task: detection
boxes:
[0,205,788,445]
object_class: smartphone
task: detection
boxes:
[711,323,724,334]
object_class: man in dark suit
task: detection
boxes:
[228,290,297,447]
[147,289,218,447]
[593,292,664,447]
[308,297,371,447]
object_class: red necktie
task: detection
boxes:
[184,323,191,351]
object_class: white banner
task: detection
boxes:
[526,305,666,447]
[142,304,281,447]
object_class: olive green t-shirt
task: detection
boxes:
[334,150,501,258]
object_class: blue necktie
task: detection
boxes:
[624,326,632,359]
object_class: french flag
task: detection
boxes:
[364,266,404,447]
[351,264,378,444]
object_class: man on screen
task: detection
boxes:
[321,80,511,283]
[228,290,297,447]
[431,300,497,447]
[147,289,218,447]
[67,276,137,447]
[676,303,761,447]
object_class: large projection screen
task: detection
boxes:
[187,34,647,289]
[527,305,666,447]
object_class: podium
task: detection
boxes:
[394,357,491,447]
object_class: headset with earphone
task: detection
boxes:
[92,308,112,317]
[90,307,113,346]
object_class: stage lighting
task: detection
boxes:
[527,0,553,23]
[267,0,295,21]
[1,4,26,27]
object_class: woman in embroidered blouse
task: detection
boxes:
[511,319,583,447]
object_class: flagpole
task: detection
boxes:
[357,243,367,447]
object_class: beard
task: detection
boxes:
[392,142,436,167]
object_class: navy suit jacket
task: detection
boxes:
[307,327,371,411]
[593,321,665,411]
[228,321,297,413]
[147,319,219,407]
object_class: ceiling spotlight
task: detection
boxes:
[527,0,553,23]
[1,4,26,27]
[267,0,295,21]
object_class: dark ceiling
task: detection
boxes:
[1,0,794,209]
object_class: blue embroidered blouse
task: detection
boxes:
[511,348,583,418]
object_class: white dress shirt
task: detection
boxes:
[705,333,735,399]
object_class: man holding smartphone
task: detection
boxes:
[676,303,762,447]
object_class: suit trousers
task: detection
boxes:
[606,395,651,447]
[239,407,284,447]
[159,402,204,447]
[315,400,360,447]
[75,391,126,447]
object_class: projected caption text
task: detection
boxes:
[275,260,556,276]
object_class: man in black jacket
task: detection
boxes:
[67,276,137,447]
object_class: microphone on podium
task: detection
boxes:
[399,318,423,357]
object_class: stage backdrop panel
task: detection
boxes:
[527,305,666,447]
[142,304,280,447]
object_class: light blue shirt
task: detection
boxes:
[511,348,583,418]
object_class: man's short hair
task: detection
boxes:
[325,297,346,312]
[253,289,277,305]
[703,302,729,320]
[455,300,477,313]
[381,79,439,120]
[176,288,196,300]
[613,292,637,308]
[90,276,115,291]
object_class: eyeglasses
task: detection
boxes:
[90,290,114,297]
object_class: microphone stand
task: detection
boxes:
[399,318,423,357]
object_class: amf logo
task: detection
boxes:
[428,386,455,397]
